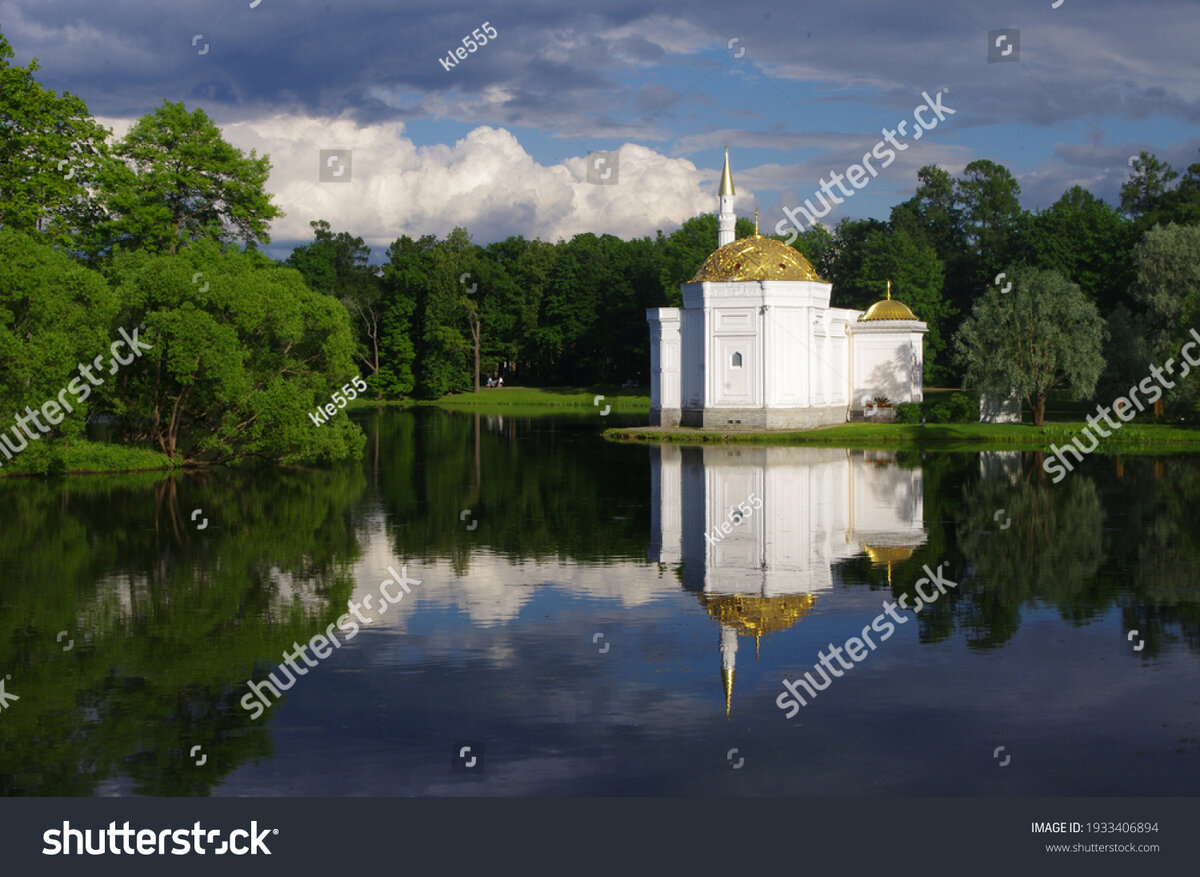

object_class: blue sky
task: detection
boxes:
[1,0,1197,256]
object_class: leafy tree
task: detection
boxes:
[381,230,470,398]
[955,266,1104,425]
[826,217,890,309]
[892,165,963,260]
[100,101,282,255]
[1129,223,1200,358]
[102,242,364,464]
[0,229,117,470]
[858,227,954,385]
[953,159,1028,292]
[1027,186,1135,312]
[1121,152,1181,229]
[0,30,112,248]
[1128,224,1200,417]
[287,220,383,379]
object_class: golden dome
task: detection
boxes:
[689,234,825,283]
[859,299,918,321]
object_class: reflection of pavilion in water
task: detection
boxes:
[648,446,926,713]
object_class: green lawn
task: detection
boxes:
[429,385,651,414]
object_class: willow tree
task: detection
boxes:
[955,266,1104,425]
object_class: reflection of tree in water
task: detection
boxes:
[374,407,650,574]
[1107,459,1200,659]
[953,459,1106,649]
[0,465,365,796]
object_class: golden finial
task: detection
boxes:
[719,145,735,197]
[723,666,735,717]
[887,279,892,300]
[754,208,759,235]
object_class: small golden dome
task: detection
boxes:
[858,281,919,321]
[690,234,825,283]
[859,299,919,321]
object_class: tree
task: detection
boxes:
[0,30,112,249]
[100,101,282,255]
[857,228,954,385]
[287,220,383,379]
[0,229,117,472]
[1129,223,1200,358]
[955,266,1104,425]
[1121,152,1180,228]
[1026,186,1135,312]
[953,159,1027,292]
[102,242,364,464]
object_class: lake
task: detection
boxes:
[2,406,1198,796]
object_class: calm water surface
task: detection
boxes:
[2,408,1198,796]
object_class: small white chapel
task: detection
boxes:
[647,148,927,429]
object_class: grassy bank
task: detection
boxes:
[0,439,177,478]
[604,420,1200,453]
[429,385,651,414]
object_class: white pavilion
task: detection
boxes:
[647,148,928,429]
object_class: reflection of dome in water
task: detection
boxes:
[689,235,825,283]
[698,592,817,636]
[864,545,917,566]
[698,592,818,716]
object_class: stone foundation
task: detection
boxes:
[650,407,683,427]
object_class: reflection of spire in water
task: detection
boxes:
[702,593,818,716]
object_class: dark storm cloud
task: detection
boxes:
[4,0,1198,135]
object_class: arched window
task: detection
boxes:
[731,351,743,368]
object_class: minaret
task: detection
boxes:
[718,145,736,247]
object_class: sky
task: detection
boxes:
[2,0,1198,259]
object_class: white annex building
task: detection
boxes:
[648,149,928,429]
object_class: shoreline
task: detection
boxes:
[603,421,1200,452]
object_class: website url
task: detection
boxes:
[1046,843,1160,854]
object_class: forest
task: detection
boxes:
[4,26,1200,468]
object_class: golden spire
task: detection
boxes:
[887,279,892,300]
[723,666,735,717]
[719,145,735,197]
[754,208,759,235]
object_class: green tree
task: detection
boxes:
[1128,223,1200,417]
[1027,186,1135,312]
[953,159,1028,294]
[286,220,383,379]
[955,266,1104,425]
[1121,152,1181,230]
[101,101,282,255]
[102,242,364,464]
[858,227,953,385]
[0,30,112,248]
[0,229,117,471]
